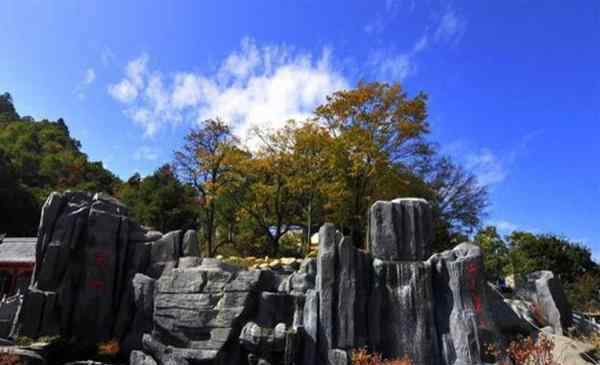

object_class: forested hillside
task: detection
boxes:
[0,93,120,235]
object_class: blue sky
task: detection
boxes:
[1,1,599,254]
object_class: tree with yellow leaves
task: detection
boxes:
[314,81,432,245]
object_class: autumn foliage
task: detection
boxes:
[0,353,21,365]
[97,339,120,355]
[488,334,557,365]
[352,348,412,365]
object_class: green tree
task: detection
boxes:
[0,93,120,235]
[0,149,39,235]
[0,92,19,122]
[422,155,489,251]
[506,231,597,283]
[174,119,240,256]
[117,165,199,233]
[474,226,510,282]
[224,137,300,256]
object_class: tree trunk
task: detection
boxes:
[306,198,312,255]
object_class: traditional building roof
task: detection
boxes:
[0,237,36,264]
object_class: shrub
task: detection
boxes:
[566,271,600,313]
[13,337,33,347]
[0,353,21,365]
[97,339,120,356]
[499,334,557,365]
[351,348,412,365]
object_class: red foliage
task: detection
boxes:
[0,353,21,365]
[352,348,412,365]
[490,334,557,365]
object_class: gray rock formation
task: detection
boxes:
[371,259,439,364]
[316,223,338,363]
[515,270,573,335]
[145,264,264,364]
[0,294,22,338]
[12,192,575,365]
[368,198,433,261]
[302,289,319,365]
[18,191,200,349]
[130,350,158,365]
[429,243,506,365]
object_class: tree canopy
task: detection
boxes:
[117,165,200,233]
[0,94,119,235]
[1,85,489,258]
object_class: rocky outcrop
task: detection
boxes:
[13,192,571,365]
[515,270,573,335]
[368,198,433,261]
[429,243,505,365]
[145,264,262,364]
[17,191,201,349]
[0,294,22,338]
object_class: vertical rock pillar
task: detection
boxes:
[367,198,440,364]
[429,243,502,365]
[316,223,338,363]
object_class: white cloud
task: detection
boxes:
[83,68,96,85]
[490,220,520,234]
[108,39,348,143]
[434,7,467,45]
[75,68,97,100]
[365,0,415,34]
[442,141,509,187]
[368,34,428,81]
[133,146,160,161]
[108,79,139,103]
[465,148,508,186]
[108,54,148,104]
[487,219,540,235]
[369,51,412,81]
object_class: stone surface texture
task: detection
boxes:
[17,191,201,350]
[515,270,573,335]
[9,192,579,365]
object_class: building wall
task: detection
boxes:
[0,263,33,296]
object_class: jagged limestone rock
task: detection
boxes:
[148,230,182,278]
[370,259,439,364]
[429,243,503,365]
[239,321,287,353]
[146,265,264,364]
[302,289,319,365]
[336,237,356,349]
[485,283,536,336]
[515,270,573,335]
[328,349,350,365]
[122,273,156,353]
[368,198,433,261]
[18,193,577,365]
[317,223,338,363]
[20,192,145,345]
[255,292,295,328]
[130,351,158,365]
[181,230,200,257]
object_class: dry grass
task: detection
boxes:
[488,334,557,365]
[97,339,120,355]
[352,348,412,365]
